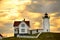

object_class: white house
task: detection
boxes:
[13,19,30,37]
[13,12,50,37]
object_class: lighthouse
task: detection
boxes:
[43,12,50,32]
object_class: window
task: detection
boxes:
[21,24,25,27]
[14,28,19,33]
[21,29,25,32]
[15,28,18,31]
[47,29,48,32]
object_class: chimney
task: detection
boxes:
[23,19,25,21]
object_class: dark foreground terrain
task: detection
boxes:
[3,32,60,40]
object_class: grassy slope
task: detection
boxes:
[3,32,60,40]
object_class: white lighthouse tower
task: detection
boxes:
[43,12,50,32]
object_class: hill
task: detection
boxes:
[2,32,60,40]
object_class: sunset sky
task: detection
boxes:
[0,0,60,37]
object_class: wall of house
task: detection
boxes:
[31,30,37,34]
[14,27,19,34]
[30,29,43,34]
[28,30,30,34]
[19,22,29,34]
[38,29,43,32]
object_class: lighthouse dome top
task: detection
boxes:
[43,12,49,18]
[45,12,48,16]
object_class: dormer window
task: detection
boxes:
[21,24,25,27]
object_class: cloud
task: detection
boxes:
[0,0,60,37]
[26,0,60,13]
[26,0,44,13]
[50,12,60,32]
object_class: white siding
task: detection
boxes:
[14,27,18,34]
[31,29,43,34]
[38,29,43,32]
[28,30,30,34]
[19,22,29,34]
[32,30,37,34]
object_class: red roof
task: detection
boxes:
[0,34,3,37]
[13,21,30,27]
